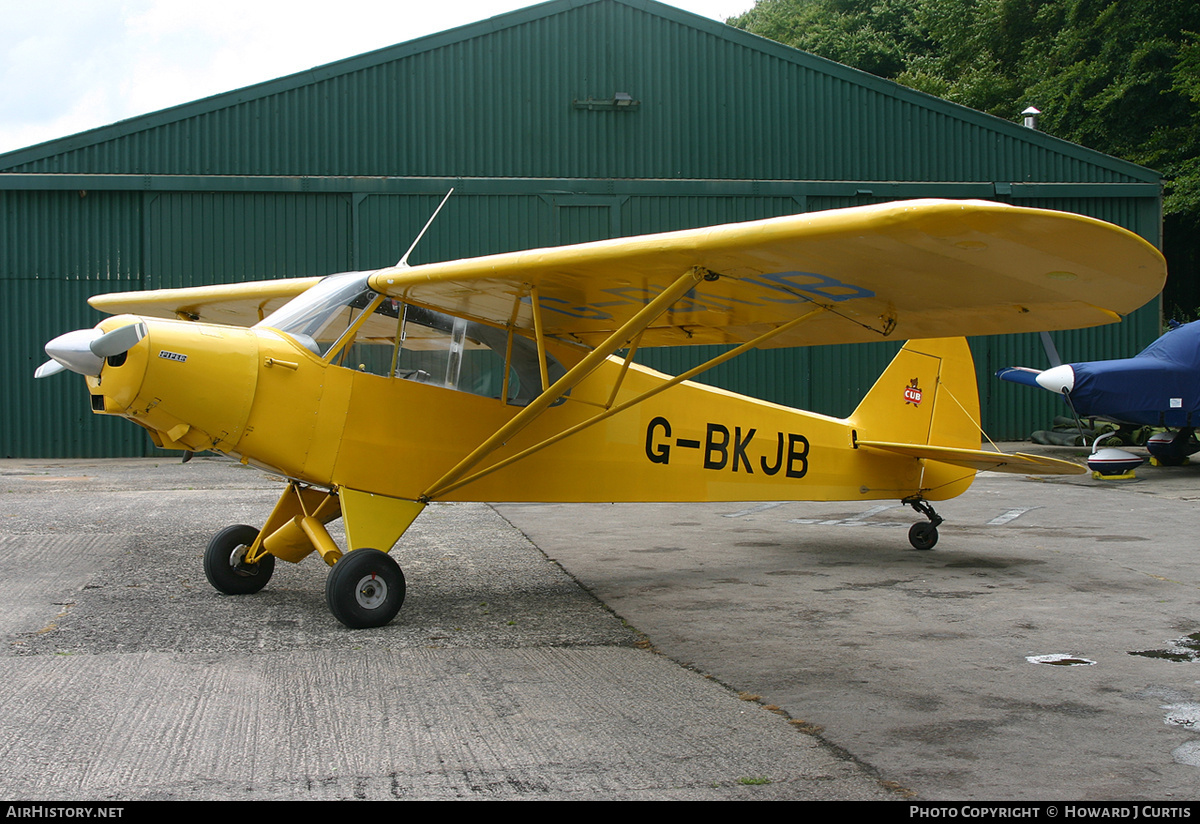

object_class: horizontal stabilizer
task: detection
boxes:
[856,440,1085,476]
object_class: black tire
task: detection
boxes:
[204,524,275,595]
[909,521,938,550]
[325,548,406,629]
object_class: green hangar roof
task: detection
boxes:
[2,0,1163,456]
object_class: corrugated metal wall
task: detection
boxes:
[0,0,1157,186]
[2,189,143,456]
[144,193,354,287]
[0,0,1164,457]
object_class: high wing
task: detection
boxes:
[89,276,324,325]
[89,200,1165,348]
[365,199,1165,348]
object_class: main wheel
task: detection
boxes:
[325,548,406,629]
[909,521,938,550]
[204,524,275,594]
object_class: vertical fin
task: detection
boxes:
[848,337,982,500]
[850,338,979,449]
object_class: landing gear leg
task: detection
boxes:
[206,483,425,628]
[324,488,424,629]
[902,496,943,550]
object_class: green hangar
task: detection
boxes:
[1,0,1162,457]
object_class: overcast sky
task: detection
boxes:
[0,0,752,155]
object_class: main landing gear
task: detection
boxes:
[202,481,423,629]
[902,495,943,550]
[325,548,406,629]
[204,524,276,594]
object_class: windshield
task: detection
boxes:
[256,273,566,405]
[256,272,380,353]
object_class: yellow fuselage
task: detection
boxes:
[87,315,976,509]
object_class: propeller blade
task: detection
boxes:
[34,359,68,379]
[1057,385,1097,446]
[37,321,148,379]
[90,322,146,358]
[1039,331,1063,368]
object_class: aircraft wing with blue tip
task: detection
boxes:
[88,200,1166,351]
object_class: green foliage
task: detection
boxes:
[730,0,1200,220]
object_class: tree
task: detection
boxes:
[731,0,1200,315]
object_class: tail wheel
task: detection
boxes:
[902,496,943,550]
[909,521,939,550]
[325,548,406,629]
[204,524,275,594]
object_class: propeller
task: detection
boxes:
[33,359,68,379]
[1031,359,1112,449]
[91,322,146,358]
[997,332,1096,447]
[1038,330,1063,368]
[35,322,146,379]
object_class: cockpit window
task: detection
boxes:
[257,273,565,405]
[256,272,381,356]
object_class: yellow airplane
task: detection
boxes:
[35,199,1165,628]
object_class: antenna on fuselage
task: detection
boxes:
[396,188,454,268]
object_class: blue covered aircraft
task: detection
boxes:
[997,321,1200,465]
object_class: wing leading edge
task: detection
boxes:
[366,199,1164,349]
[89,276,325,326]
[87,200,1165,350]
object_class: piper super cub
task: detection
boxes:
[35,199,1166,627]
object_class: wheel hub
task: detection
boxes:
[227,544,257,576]
[354,573,388,610]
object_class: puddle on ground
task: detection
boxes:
[1161,703,1200,729]
[1129,632,1200,663]
[1026,653,1095,666]
[1172,740,1200,766]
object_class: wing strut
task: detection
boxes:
[529,286,552,392]
[425,304,832,500]
[420,267,714,501]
